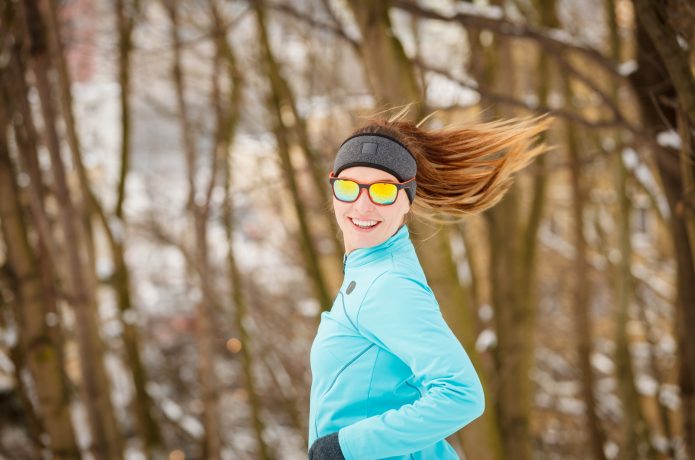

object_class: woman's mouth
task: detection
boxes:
[349,217,381,232]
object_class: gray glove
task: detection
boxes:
[308,432,345,460]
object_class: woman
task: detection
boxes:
[308,110,553,460]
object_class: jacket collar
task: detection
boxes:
[343,224,410,273]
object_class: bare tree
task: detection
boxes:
[562,72,608,460]
[0,66,81,460]
[163,0,222,457]
[15,1,123,457]
[629,1,695,455]
[252,0,333,314]
[604,1,656,457]
[209,0,274,457]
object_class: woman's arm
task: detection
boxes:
[338,272,485,460]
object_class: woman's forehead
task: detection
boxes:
[337,166,397,182]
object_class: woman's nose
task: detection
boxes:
[353,188,374,210]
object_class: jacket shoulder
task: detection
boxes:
[370,259,433,298]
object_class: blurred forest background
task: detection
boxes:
[0,0,694,459]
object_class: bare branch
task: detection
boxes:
[414,58,624,130]
[265,1,359,50]
[392,0,623,80]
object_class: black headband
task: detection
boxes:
[333,133,417,203]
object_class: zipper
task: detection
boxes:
[342,253,347,274]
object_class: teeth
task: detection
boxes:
[351,218,378,228]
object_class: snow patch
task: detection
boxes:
[297,298,320,317]
[426,72,480,108]
[676,35,689,50]
[658,383,680,410]
[635,373,658,396]
[557,397,585,415]
[478,303,494,322]
[475,328,497,352]
[590,352,614,374]
[656,130,681,150]
[454,1,504,19]
[618,60,637,76]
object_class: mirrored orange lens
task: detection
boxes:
[333,179,359,201]
[369,183,398,204]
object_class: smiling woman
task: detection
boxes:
[308,108,554,460]
[331,166,412,254]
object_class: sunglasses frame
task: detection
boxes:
[328,170,416,206]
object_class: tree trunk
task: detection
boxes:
[345,0,421,110]
[223,126,275,460]
[112,0,165,453]
[253,0,333,314]
[630,7,695,455]
[604,0,656,457]
[485,184,533,460]
[261,26,345,276]
[563,74,608,460]
[164,1,222,457]
[611,120,656,460]
[0,75,82,460]
[43,0,165,455]
[17,1,123,458]
[632,0,695,131]
[476,26,533,460]
[210,1,274,457]
[634,275,676,458]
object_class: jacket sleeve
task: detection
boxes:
[338,272,485,459]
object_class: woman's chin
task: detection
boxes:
[346,230,385,249]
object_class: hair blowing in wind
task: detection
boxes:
[350,108,555,223]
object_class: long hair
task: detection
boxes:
[347,108,555,224]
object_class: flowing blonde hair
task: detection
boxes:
[347,107,555,224]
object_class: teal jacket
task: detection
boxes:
[308,224,485,459]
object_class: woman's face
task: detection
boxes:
[332,166,410,254]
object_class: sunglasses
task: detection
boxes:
[328,171,416,206]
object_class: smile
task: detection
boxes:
[349,217,382,231]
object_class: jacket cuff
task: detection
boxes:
[338,429,355,460]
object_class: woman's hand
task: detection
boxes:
[308,432,346,460]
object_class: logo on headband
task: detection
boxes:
[361,142,378,155]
